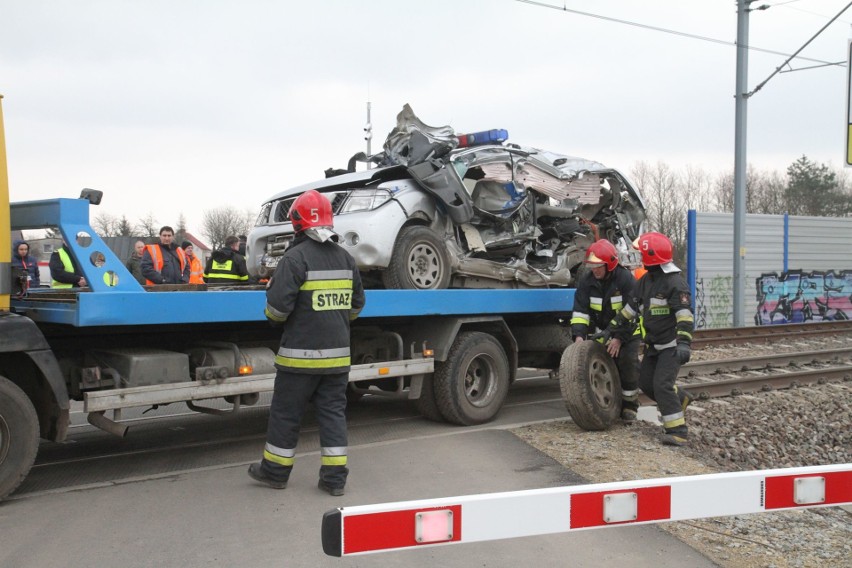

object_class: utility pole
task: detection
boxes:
[733,0,751,327]
[364,101,372,170]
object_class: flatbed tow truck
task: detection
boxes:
[0,97,624,502]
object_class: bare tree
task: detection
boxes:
[135,212,159,238]
[630,161,718,266]
[92,212,119,237]
[712,165,784,214]
[201,207,256,250]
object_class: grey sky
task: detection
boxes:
[2,0,850,239]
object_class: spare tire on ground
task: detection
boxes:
[558,340,622,431]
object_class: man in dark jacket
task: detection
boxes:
[248,190,365,496]
[570,239,641,421]
[49,241,86,288]
[141,226,189,285]
[203,235,251,284]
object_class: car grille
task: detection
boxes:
[270,191,350,224]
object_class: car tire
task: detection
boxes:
[433,332,510,426]
[382,226,451,290]
[558,341,621,431]
[0,376,40,501]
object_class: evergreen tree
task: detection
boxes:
[785,155,851,217]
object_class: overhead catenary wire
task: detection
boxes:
[747,0,852,96]
[513,0,844,68]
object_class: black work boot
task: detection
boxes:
[247,463,288,489]
[660,424,689,446]
[660,433,688,446]
[620,408,638,422]
[318,479,345,496]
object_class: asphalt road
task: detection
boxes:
[0,374,716,567]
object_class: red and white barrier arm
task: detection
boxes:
[321,463,852,557]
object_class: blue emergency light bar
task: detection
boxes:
[457,129,509,148]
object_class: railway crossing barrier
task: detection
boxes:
[321,463,851,557]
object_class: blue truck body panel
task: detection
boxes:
[13,288,573,326]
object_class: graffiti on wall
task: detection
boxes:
[695,276,733,329]
[755,270,852,325]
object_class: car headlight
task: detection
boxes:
[339,189,392,214]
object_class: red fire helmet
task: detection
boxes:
[289,189,333,233]
[632,232,673,266]
[584,239,619,272]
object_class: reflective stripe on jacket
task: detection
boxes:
[570,265,638,341]
[613,267,694,348]
[265,235,366,374]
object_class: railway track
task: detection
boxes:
[692,320,852,347]
[652,323,852,404]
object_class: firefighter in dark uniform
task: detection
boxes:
[248,189,365,495]
[609,232,695,446]
[570,240,641,420]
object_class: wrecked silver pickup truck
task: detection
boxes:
[247,104,646,289]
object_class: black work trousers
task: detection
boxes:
[638,346,688,435]
[614,336,641,411]
[261,369,349,488]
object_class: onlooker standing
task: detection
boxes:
[126,240,146,285]
[141,226,189,285]
[237,235,247,256]
[49,241,87,288]
[181,241,205,284]
[248,190,365,496]
[12,240,41,288]
[203,236,250,284]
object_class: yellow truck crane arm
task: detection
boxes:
[0,95,10,311]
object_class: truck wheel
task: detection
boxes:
[434,332,510,425]
[558,341,621,431]
[0,376,40,501]
[382,226,451,290]
[413,374,444,423]
[345,383,365,405]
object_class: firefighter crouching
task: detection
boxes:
[609,232,695,446]
[570,239,641,421]
[248,189,366,495]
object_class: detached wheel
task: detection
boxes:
[558,341,621,430]
[382,226,451,290]
[0,376,40,501]
[413,374,445,423]
[434,332,510,425]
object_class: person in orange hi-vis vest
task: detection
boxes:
[181,240,205,284]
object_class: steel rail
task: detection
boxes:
[693,320,852,348]
[679,347,852,379]
[681,365,852,400]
